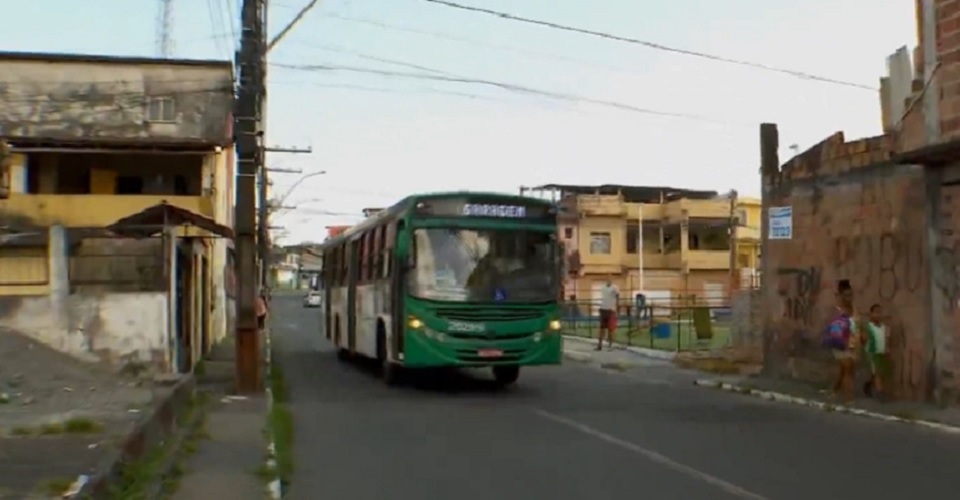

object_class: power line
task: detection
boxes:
[420,0,877,91]
[320,13,641,76]
[272,61,743,125]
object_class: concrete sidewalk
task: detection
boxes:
[174,338,267,500]
[694,374,960,433]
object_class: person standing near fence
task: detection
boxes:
[596,280,619,351]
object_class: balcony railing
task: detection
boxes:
[0,194,213,227]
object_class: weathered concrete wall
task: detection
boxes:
[0,292,168,369]
[762,133,934,400]
[929,165,960,403]
[731,289,762,353]
[0,55,233,143]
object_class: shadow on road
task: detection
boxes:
[338,352,525,394]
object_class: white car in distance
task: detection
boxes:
[303,290,322,308]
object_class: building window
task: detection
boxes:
[563,227,573,239]
[589,232,611,254]
[147,96,176,122]
[735,208,748,226]
[625,223,639,254]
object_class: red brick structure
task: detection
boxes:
[760,1,960,405]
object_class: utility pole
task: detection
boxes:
[234,0,267,393]
[759,123,778,375]
[257,148,311,290]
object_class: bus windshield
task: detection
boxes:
[409,228,558,303]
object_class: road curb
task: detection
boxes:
[264,327,283,500]
[66,374,197,498]
[563,335,676,361]
[694,379,960,435]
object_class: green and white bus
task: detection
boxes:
[319,191,564,386]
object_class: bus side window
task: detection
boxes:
[359,233,368,284]
[330,246,339,287]
[383,223,395,279]
[368,230,378,282]
[373,225,384,281]
[338,245,346,286]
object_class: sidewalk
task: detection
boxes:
[694,374,960,431]
[174,337,268,500]
[563,334,960,433]
[0,328,177,499]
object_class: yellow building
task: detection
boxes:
[0,51,235,372]
[532,184,757,307]
[734,196,761,289]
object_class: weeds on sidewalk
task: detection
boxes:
[8,416,103,437]
[108,392,209,499]
[261,355,294,490]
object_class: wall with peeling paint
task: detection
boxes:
[0,292,168,368]
[0,57,233,144]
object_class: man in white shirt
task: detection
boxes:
[597,280,619,351]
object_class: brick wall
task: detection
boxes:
[762,132,933,400]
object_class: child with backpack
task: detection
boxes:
[823,280,859,402]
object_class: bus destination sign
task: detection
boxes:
[462,203,526,218]
[416,197,554,220]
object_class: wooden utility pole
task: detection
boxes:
[759,123,779,373]
[234,0,267,393]
[258,145,311,290]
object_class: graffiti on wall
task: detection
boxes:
[934,242,960,310]
[776,267,821,327]
[832,232,924,301]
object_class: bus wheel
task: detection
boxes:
[492,366,520,386]
[336,348,350,361]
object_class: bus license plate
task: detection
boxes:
[477,349,503,358]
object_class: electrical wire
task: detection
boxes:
[420,0,877,91]
[272,61,744,125]
[319,13,642,76]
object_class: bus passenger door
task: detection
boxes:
[347,240,359,352]
[390,223,405,359]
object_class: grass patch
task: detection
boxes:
[108,393,208,499]
[10,426,35,436]
[38,477,76,496]
[64,416,104,434]
[39,423,64,435]
[891,410,919,421]
[266,355,294,489]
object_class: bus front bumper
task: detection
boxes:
[401,330,563,368]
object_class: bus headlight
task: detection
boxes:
[548,319,562,331]
[408,317,424,329]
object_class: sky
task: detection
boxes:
[1,0,915,243]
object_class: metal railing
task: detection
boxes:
[561,298,733,352]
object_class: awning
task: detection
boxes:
[107,202,234,239]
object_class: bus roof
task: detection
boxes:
[318,191,554,249]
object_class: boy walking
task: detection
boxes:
[863,304,891,399]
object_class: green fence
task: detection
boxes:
[561,299,732,352]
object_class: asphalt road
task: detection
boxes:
[272,295,960,500]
